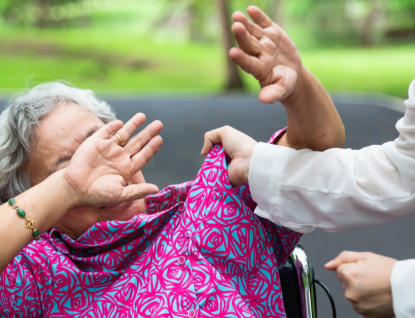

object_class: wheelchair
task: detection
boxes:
[279,245,337,318]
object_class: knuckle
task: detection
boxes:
[261,37,275,49]
[336,264,351,282]
[335,269,345,282]
[142,128,152,139]
[251,62,263,79]
[344,290,358,302]
[336,265,345,275]
[135,139,144,150]
[222,125,231,134]
[352,304,365,315]
[339,251,349,257]
[356,309,365,316]
[339,250,351,259]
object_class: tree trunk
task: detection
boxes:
[217,0,244,91]
[189,2,201,42]
[360,7,376,46]
[37,0,50,28]
[359,0,385,46]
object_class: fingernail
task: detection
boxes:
[325,260,334,267]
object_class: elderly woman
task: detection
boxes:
[0,7,344,317]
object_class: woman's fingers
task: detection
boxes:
[131,135,163,171]
[247,6,273,29]
[259,86,285,104]
[120,182,160,201]
[232,11,263,39]
[95,120,124,139]
[232,22,261,56]
[229,47,262,79]
[258,65,298,103]
[325,251,367,270]
[125,120,163,156]
[201,139,213,156]
[109,113,147,147]
[201,127,225,156]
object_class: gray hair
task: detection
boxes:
[0,81,117,203]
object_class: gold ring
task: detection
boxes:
[110,132,127,147]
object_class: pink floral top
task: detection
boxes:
[0,130,301,317]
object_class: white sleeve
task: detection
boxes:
[249,79,415,233]
[391,260,415,318]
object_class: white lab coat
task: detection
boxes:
[248,79,415,318]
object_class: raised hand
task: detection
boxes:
[229,6,345,151]
[230,6,302,104]
[62,113,163,207]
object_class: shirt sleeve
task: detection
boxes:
[0,255,41,317]
[249,79,415,233]
[391,260,415,318]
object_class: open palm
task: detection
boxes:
[230,6,302,104]
[63,114,163,207]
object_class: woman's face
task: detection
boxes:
[24,102,147,239]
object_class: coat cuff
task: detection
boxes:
[391,259,415,318]
[249,142,315,233]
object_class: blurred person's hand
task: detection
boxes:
[325,251,397,317]
[230,6,302,104]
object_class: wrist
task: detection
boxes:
[242,153,253,186]
[50,170,82,211]
[9,171,78,234]
[281,64,308,108]
[278,64,345,151]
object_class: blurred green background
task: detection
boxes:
[0,0,414,97]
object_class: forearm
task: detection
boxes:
[277,66,345,151]
[0,171,75,273]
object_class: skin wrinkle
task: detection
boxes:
[24,102,147,239]
[52,127,98,174]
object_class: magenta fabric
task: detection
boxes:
[0,129,301,317]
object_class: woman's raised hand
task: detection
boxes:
[62,113,163,208]
[230,6,302,104]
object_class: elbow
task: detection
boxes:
[309,123,345,152]
[331,123,345,149]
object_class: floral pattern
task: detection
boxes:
[0,129,301,317]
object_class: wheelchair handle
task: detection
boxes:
[290,245,317,318]
[291,245,337,318]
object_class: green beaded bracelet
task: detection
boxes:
[8,198,40,240]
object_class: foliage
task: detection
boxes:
[0,0,88,28]
[0,25,413,98]
[0,0,413,97]
[285,0,415,46]
[155,0,277,43]
[154,0,216,43]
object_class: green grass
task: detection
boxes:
[0,0,414,98]
[303,45,415,98]
[0,28,226,95]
